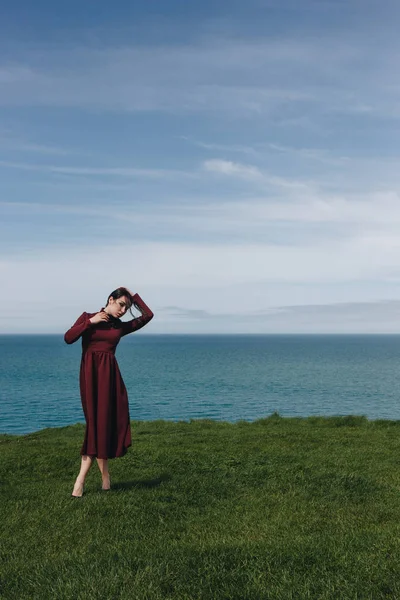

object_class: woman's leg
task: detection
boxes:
[96,458,111,490]
[72,455,93,497]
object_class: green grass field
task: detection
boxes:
[2,415,400,599]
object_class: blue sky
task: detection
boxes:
[2,0,400,333]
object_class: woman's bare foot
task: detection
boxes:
[102,474,111,491]
[72,478,85,497]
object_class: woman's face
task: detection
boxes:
[107,295,131,318]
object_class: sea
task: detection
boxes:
[1,334,400,435]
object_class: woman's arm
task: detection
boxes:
[64,312,92,344]
[121,293,154,336]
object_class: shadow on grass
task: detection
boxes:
[112,473,171,491]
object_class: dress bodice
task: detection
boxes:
[64,293,154,351]
[82,313,123,354]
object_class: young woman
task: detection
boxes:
[64,287,154,497]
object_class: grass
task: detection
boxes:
[2,414,400,599]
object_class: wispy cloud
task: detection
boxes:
[203,158,320,192]
[182,137,350,165]
[267,143,350,166]
[180,136,258,156]
[0,160,193,179]
[1,33,399,121]
[0,136,70,155]
[3,184,400,240]
[159,299,400,323]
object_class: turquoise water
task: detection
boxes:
[1,334,400,434]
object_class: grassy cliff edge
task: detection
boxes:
[1,415,400,599]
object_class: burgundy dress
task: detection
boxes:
[64,293,154,459]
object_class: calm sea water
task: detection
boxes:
[1,334,400,435]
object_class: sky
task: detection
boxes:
[2,0,400,333]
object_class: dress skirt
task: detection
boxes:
[79,350,132,459]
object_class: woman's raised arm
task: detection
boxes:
[121,293,154,336]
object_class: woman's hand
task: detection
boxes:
[89,311,110,325]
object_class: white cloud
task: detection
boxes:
[203,159,263,181]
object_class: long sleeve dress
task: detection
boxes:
[64,293,154,459]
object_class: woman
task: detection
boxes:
[64,287,154,497]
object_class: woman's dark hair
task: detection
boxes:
[106,287,135,317]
